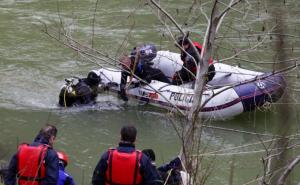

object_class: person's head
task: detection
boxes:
[176,36,190,50]
[86,71,101,86]
[57,151,69,167]
[129,44,157,64]
[120,125,137,144]
[142,149,156,162]
[119,55,132,70]
[38,124,57,146]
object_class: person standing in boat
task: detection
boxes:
[58,71,101,107]
[57,151,76,185]
[92,125,162,185]
[4,124,59,185]
[118,44,170,101]
[172,36,215,85]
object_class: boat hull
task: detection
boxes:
[92,64,285,120]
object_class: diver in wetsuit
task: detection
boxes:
[58,71,101,107]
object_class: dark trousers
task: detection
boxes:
[172,64,215,85]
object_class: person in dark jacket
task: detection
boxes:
[118,44,170,101]
[92,125,162,185]
[59,71,101,107]
[172,36,215,85]
[57,151,76,185]
[4,124,59,185]
[142,149,183,185]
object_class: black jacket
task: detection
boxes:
[173,46,199,84]
[173,46,215,85]
[59,78,98,107]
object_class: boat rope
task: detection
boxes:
[261,101,272,111]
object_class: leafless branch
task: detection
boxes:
[276,156,300,185]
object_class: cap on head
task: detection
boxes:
[120,125,137,143]
[57,151,68,167]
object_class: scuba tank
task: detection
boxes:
[58,77,81,107]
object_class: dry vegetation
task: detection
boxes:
[41,0,300,184]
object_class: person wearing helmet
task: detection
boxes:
[57,151,76,185]
[118,44,171,101]
[172,36,215,85]
[58,71,101,107]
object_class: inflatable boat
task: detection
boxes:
[61,51,286,119]
[93,51,286,119]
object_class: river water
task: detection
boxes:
[0,0,299,184]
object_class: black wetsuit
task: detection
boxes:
[59,78,98,107]
[172,46,215,85]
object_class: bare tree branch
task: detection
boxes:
[276,156,300,185]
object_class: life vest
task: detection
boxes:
[193,41,203,52]
[192,41,213,64]
[190,41,214,75]
[105,149,143,185]
[17,143,48,185]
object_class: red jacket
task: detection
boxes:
[105,149,142,185]
[193,41,213,64]
[17,143,48,185]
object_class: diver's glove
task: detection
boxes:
[118,88,128,102]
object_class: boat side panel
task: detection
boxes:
[151,51,183,80]
[208,63,263,87]
[131,82,244,119]
[95,68,293,120]
[233,74,286,112]
[96,69,245,119]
